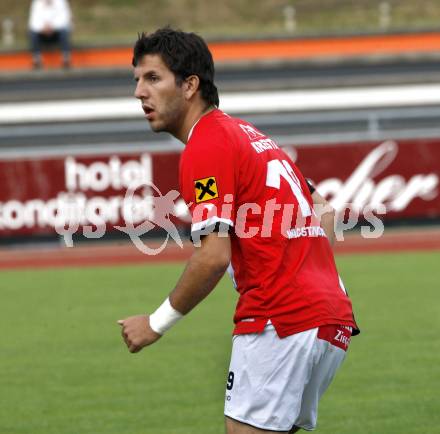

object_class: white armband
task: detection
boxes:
[149,297,183,335]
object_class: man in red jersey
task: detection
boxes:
[118,27,359,433]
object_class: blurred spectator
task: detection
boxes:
[28,0,72,69]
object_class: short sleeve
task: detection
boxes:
[180,129,236,241]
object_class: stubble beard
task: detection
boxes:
[151,97,186,138]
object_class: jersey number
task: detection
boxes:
[266,159,312,216]
[226,371,234,390]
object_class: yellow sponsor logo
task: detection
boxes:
[194,176,218,203]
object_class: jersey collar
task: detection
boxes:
[187,108,217,142]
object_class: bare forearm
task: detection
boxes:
[311,190,336,246]
[169,234,230,314]
[169,252,227,314]
[320,209,336,246]
[118,234,230,353]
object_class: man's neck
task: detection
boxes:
[176,104,214,144]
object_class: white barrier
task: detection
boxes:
[2,83,440,124]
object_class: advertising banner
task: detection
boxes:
[0,138,438,238]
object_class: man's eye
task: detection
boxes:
[150,76,159,82]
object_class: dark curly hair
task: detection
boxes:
[132,27,219,107]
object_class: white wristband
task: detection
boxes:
[149,297,183,335]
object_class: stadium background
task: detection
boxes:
[0,1,439,433]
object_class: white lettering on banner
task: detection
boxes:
[314,141,439,212]
[0,193,154,231]
[0,154,154,231]
[65,155,152,192]
[0,142,438,238]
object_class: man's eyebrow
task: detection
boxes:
[133,68,161,81]
[144,70,159,77]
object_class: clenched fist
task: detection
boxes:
[117,315,162,353]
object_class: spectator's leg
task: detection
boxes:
[29,31,42,69]
[58,29,72,68]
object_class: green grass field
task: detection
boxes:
[1,250,439,434]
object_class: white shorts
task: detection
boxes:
[224,323,349,432]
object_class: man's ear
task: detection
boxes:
[183,75,200,100]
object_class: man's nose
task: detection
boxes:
[134,82,147,100]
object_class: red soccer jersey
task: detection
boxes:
[180,109,358,338]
